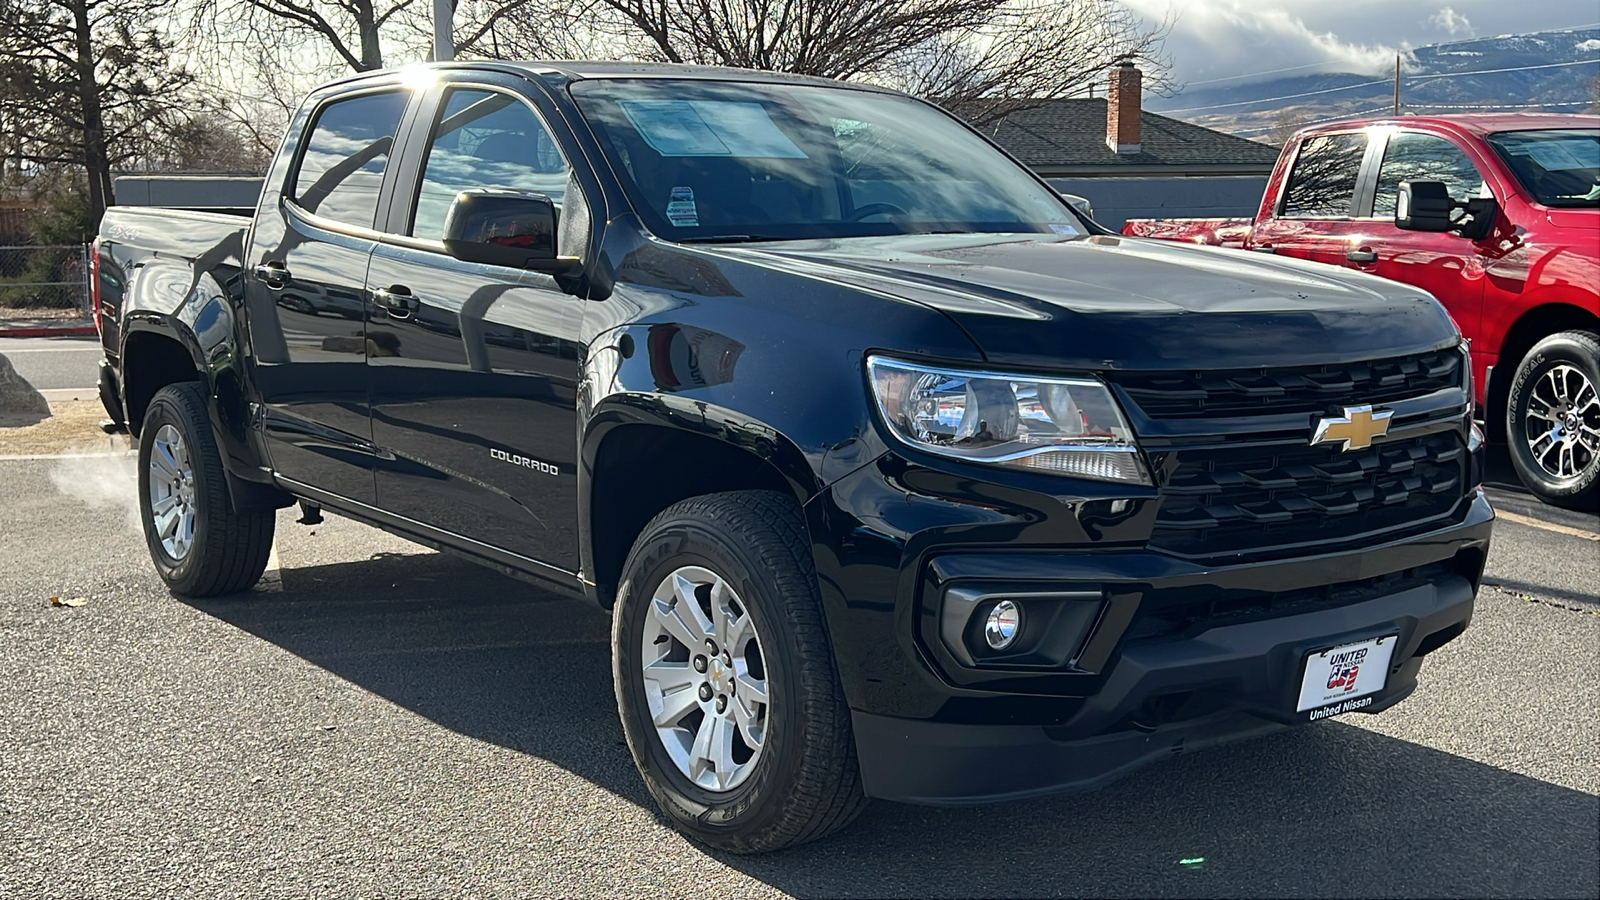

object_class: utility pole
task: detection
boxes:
[1393,54,1401,116]
[433,0,454,62]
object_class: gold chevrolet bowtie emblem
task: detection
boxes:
[1311,405,1393,452]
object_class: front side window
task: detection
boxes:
[410,89,571,240]
[570,79,1081,242]
[293,91,408,227]
[1279,133,1368,218]
[1373,132,1487,218]
[1487,129,1600,208]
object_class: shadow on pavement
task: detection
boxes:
[187,551,1600,900]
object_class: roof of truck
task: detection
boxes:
[1300,112,1599,138]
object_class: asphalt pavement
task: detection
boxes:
[0,448,1596,898]
[0,336,103,399]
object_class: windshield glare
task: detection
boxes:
[570,79,1082,242]
[1486,129,1600,208]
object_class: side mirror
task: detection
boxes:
[1395,181,1454,232]
[1058,191,1095,220]
[442,189,579,272]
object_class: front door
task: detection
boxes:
[365,84,586,571]
[244,88,411,503]
[1353,130,1491,339]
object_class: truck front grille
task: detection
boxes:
[1113,348,1462,419]
[1145,430,1467,558]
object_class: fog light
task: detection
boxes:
[984,600,1022,650]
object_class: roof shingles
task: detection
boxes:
[972,99,1281,174]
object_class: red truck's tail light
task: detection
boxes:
[90,238,103,337]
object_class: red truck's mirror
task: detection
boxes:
[1395,181,1455,233]
[442,189,579,273]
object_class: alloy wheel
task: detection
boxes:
[147,423,198,561]
[1523,363,1600,480]
[640,565,769,792]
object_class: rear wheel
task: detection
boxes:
[1506,331,1600,511]
[138,382,275,596]
[612,490,866,853]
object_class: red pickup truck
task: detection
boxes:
[1125,114,1599,510]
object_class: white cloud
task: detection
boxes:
[1124,0,1590,86]
[1429,7,1474,37]
[1579,39,1600,52]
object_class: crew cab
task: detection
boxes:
[94,63,1493,853]
[1124,115,1600,509]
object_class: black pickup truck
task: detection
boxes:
[94,62,1494,853]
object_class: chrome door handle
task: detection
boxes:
[1346,249,1377,264]
[372,286,418,319]
[253,261,289,288]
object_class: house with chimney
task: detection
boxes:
[973,63,1281,228]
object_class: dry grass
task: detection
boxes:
[0,400,130,456]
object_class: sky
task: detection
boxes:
[1122,0,1600,87]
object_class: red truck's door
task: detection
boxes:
[1249,131,1374,267]
[1345,130,1491,339]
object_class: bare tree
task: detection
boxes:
[0,0,195,225]
[1589,72,1600,115]
[456,0,1169,120]
[195,0,423,75]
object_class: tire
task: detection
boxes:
[612,490,867,853]
[1505,330,1600,511]
[137,382,275,597]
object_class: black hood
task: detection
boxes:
[719,233,1460,371]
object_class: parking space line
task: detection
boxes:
[1496,509,1600,542]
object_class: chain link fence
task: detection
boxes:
[0,244,91,318]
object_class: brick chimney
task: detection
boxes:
[1106,62,1142,155]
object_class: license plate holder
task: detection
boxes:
[1297,634,1397,719]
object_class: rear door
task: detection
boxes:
[363,76,589,572]
[243,86,415,503]
[1249,131,1376,267]
[1347,129,1491,339]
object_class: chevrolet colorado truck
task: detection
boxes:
[95,62,1494,853]
[1124,114,1600,510]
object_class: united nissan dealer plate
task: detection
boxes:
[1297,635,1397,720]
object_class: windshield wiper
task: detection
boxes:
[678,234,787,244]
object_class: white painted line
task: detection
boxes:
[40,387,99,402]
[1496,509,1600,542]
[0,347,104,353]
[265,539,282,576]
[0,451,134,461]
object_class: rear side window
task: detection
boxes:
[1279,133,1368,218]
[292,91,408,228]
[409,88,570,240]
[1373,132,1487,218]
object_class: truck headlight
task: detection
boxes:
[867,357,1151,484]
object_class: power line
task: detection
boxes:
[1165,57,1600,117]
[1184,62,1340,87]
[1162,79,1391,114]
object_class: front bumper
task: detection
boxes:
[853,565,1474,804]
[807,446,1493,803]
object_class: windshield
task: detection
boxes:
[1486,129,1600,208]
[570,79,1083,242]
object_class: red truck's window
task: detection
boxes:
[1373,133,1486,218]
[292,91,408,228]
[1279,133,1368,218]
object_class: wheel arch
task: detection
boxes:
[582,403,819,610]
[1486,302,1600,442]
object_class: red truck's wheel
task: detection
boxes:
[137,382,275,597]
[611,490,866,853]
[1506,331,1600,510]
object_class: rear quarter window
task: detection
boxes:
[292,91,409,228]
[1279,133,1369,218]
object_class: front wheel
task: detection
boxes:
[612,491,866,853]
[1505,330,1600,510]
[138,382,275,596]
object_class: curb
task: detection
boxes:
[0,324,98,339]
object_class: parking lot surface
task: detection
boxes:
[1,452,1595,898]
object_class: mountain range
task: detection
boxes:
[1146,27,1600,143]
